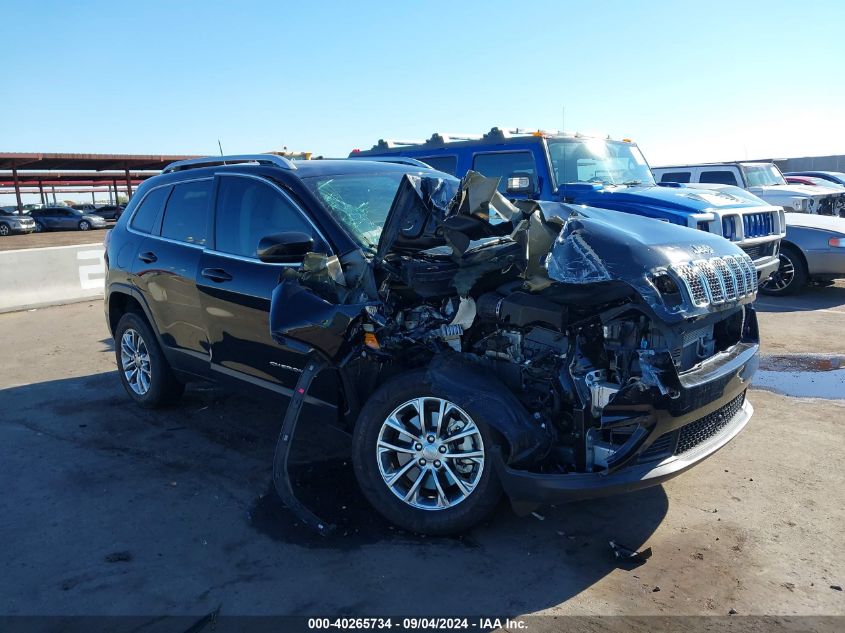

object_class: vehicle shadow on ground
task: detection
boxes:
[2,369,669,616]
[755,284,845,312]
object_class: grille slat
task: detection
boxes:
[671,255,757,308]
[742,212,776,238]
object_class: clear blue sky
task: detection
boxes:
[2,0,844,170]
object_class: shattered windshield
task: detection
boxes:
[547,138,655,187]
[741,164,787,187]
[303,173,414,250]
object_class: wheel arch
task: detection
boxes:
[420,356,553,467]
[106,285,160,340]
[781,240,809,273]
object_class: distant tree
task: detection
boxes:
[117,195,129,205]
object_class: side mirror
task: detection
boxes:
[505,171,535,195]
[257,231,314,263]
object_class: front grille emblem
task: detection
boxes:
[691,244,714,255]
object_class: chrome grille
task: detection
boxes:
[671,254,757,308]
[725,255,747,296]
[698,259,726,304]
[673,263,708,307]
[712,258,736,300]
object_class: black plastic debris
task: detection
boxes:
[609,540,652,568]
[104,551,132,563]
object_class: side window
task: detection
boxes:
[660,171,691,184]
[472,151,537,192]
[160,180,212,245]
[214,176,318,258]
[700,170,739,186]
[420,155,458,175]
[131,186,172,234]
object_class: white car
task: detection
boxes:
[653,162,845,216]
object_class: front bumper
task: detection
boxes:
[496,310,759,507]
[8,225,36,234]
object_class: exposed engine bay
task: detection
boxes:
[268,170,759,529]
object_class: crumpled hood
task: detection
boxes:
[545,202,744,267]
[564,182,767,212]
[540,202,757,322]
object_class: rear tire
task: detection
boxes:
[352,370,503,535]
[114,312,185,408]
[34,221,44,233]
[760,245,807,296]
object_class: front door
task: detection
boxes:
[197,173,330,392]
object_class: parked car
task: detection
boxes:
[785,175,845,189]
[29,206,107,232]
[90,204,125,220]
[0,207,37,236]
[72,203,99,212]
[352,128,784,281]
[653,162,845,217]
[760,214,845,295]
[105,154,760,534]
[784,171,845,187]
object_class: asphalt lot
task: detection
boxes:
[1,283,844,621]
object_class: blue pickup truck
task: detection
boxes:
[351,128,784,280]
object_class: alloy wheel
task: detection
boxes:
[762,253,795,292]
[79,221,90,231]
[120,328,152,395]
[0,224,9,236]
[376,397,485,510]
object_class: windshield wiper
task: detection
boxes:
[622,180,643,186]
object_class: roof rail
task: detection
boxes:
[347,156,433,168]
[162,154,297,174]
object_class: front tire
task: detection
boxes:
[760,245,807,295]
[352,370,502,535]
[0,223,9,237]
[114,312,184,408]
[78,220,90,231]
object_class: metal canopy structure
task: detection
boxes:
[0,152,201,209]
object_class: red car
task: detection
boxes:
[785,175,845,189]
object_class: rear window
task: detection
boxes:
[659,171,691,184]
[472,151,537,192]
[419,155,457,175]
[700,170,739,186]
[131,186,171,234]
[160,180,212,245]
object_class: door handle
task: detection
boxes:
[201,268,233,283]
[138,251,157,263]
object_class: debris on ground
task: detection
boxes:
[104,551,132,563]
[609,540,652,568]
[831,585,843,591]
[652,586,660,592]
[729,608,738,615]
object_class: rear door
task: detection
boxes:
[197,173,330,392]
[130,179,213,371]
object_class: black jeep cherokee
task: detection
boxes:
[105,154,760,535]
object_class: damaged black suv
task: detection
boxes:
[105,154,760,535]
